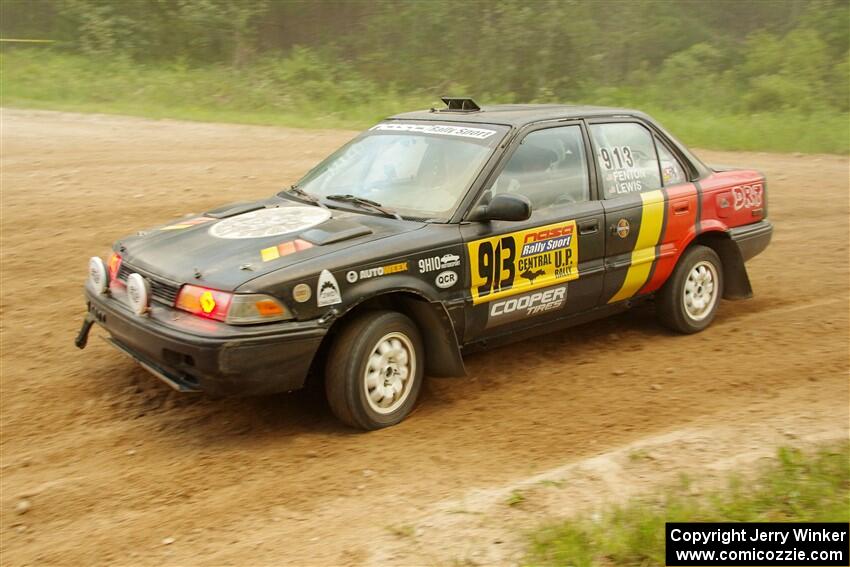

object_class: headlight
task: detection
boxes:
[226,294,292,324]
[176,285,232,321]
[88,257,108,294]
[175,285,291,324]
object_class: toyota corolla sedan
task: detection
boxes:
[77,97,772,429]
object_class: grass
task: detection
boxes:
[524,441,850,567]
[1,49,848,153]
[507,490,527,507]
[646,108,849,155]
[538,479,567,489]
[0,48,430,131]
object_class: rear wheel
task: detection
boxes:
[325,310,423,430]
[657,245,723,333]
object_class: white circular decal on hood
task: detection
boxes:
[209,206,331,239]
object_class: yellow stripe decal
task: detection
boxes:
[608,190,665,303]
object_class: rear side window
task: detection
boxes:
[589,123,661,198]
[655,137,688,186]
[491,125,589,211]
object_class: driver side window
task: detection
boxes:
[491,126,589,212]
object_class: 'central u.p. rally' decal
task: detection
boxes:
[468,220,579,304]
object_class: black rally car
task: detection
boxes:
[78,98,772,429]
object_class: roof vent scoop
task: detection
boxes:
[438,97,481,112]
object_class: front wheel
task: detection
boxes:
[657,245,724,334]
[325,311,424,430]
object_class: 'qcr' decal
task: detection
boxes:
[468,220,578,304]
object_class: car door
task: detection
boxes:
[459,123,605,341]
[587,120,699,304]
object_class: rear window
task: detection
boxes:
[589,122,662,198]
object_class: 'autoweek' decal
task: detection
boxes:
[468,220,579,305]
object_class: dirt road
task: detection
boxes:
[1,109,847,566]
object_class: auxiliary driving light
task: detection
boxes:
[88,256,108,294]
[126,273,151,316]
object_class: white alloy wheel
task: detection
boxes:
[682,260,719,321]
[363,332,416,414]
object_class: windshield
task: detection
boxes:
[294,122,509,220]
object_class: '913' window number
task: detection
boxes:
[599,146,634,170]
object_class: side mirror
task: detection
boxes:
[468,193,532,222]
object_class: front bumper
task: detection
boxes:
[80,287,328,396]
[728,220,773,261]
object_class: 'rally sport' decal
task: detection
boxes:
[468,220,579,305]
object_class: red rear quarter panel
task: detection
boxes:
[640,169,766,294]
[699,169,767,233]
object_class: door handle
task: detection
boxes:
[579,219,599,234]
[672,202,690,215]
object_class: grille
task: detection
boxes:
[117,263,181,306]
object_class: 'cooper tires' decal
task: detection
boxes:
[468,220,579,304]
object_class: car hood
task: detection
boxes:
[116,197,426,290]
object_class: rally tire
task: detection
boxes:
[657,245,723,334]
[325,310,424,430]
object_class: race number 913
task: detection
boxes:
[476,237,515,297]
